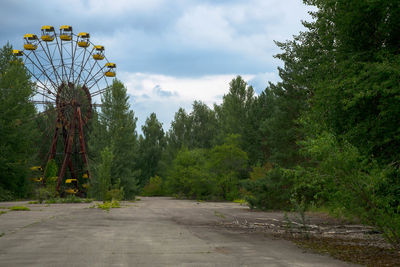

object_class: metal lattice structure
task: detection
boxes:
[13,25,116,195]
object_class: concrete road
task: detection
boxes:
[0,197,357,266]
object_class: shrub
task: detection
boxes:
[142,175,164,196]
[242,167,294,210]
[0,187,14,201]
[302,131,400,247]
[9,206,30,211]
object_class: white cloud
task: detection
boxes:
[120,72,254,105]
[119,72,255,132]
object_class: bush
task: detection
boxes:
[242,167,294,210]
[0,187,14,201]
[165,148,215,200]
[105,189,124,201]
[302,131,400,247]
[9,206,30,211]
[142,176,164,196]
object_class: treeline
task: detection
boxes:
[1,0,400,247]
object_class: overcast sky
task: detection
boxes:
[0,0,315,133]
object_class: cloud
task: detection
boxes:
[0,0,316,131]
[153,85,178,98]
[120,72,255,132]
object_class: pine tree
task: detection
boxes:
[0,44,38,199]
[138,113,165,187]
[89,79,139,199]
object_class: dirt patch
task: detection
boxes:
[216,211,400,266]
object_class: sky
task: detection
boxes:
[0,0,315,133]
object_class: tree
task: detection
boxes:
[137,113,165,187]
[188,101,218,149]
[215,76,255,143]
[95,147,113,201]
[0,44,38,199]
[89,79,139,199]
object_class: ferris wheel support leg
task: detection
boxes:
[48,118,61,161]
[61,125,77,180]
[77,107,90,179]
[56,107,78,192]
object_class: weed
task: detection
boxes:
[0,210,7,215]
[9,206,30,211]
[233,199,247,205]
[97,200,120,211]
[214,210,226,219]
[28,201,39,204]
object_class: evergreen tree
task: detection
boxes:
[89,79,139,199]
[138,113,165,187]
[215,76,255,142]
[0,44,38,199]
[188,101,218,149]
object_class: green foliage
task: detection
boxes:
[208,135,248,200]
[39,159,58,201]
[301,132,400,246]
[0,44,38,198]
[137,113,165,187]
[166,148,214,200]
[0,187,14,201]
[9,206,30,211]
[142,175,164,196]
[89,79,139,200]
[96,200,120,211]
[242,167,294,210]
[91,147,113,201]
[105,179,125,201]
[165,136,248,200]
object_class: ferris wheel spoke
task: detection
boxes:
[68,36,79,83]
[54,36,68,83]
[76,47,95,86]
[85,65,107,88]
[24,60,56,97]
[29,50,59,90]
[39,41,62,85]
[91,86,109,97]
[87,73,108,91]
[34,86,56,101]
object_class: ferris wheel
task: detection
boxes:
[13,25,116,195]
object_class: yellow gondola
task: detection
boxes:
[105,62,116,77]
[65,178,77,184]
[30,166,43,171]
[60,25,72,41]
[82,173,89,178]
[92,45,104,60]
[13,50,23,57]
[41,25,55,42]
[23,34,38,50]
[65,188,78,194]
[77,32,90,48]
[32,177,43,182]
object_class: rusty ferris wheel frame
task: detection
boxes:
[13,25,116,195]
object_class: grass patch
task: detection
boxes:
[233,199,247,205]
[9,206,30,211]
[214,210,226,219]
[97,200,121,211]
[28,201,39,204]
[0,210,7,215]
